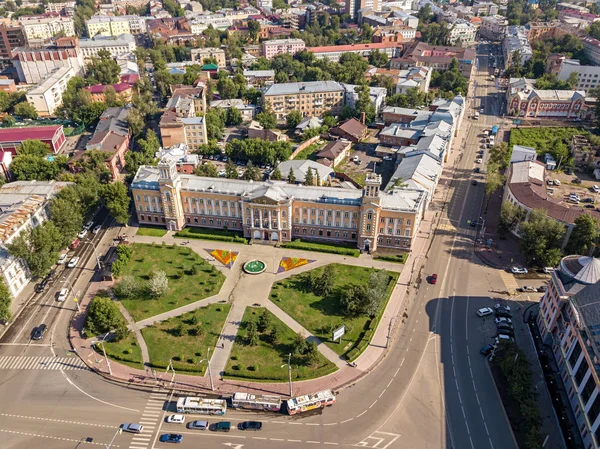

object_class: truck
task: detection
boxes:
[491,125,499,135]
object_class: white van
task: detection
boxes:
[495,334,514,344]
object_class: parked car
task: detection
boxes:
[93,225,101,234]
[511,267,528,274]
[518,286,536,292]
[537,285,547,293]
[77,229,87,239]
[495,309,512,318]
[594,185,600,193]
[472,180,478,186]
[240,421,263,431]
[543,267,555,274]
[495,304,511,312]
[188,420,209,430]
[495,317,512,325]
[382,156,393,161]
[582,198,594,203]
[69,239,81,250]
[553,179,561,186]
[35,278,49,293]
[476,158,482,164]
[57,253,68,264]
[166,415,185,424]
[31,324,47,341]
[430,273,438,284]
[67,257,79,268]
[477,307,493,317]
[210,422,231,432]
[56,288,68,302]
[159,434,183,443]
[480,344,495,356]
[122,423,144,434]
[498,329,515,338]
[497,323,514,331]
[496,334,514,344]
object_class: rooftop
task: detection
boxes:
[263,81,343,96]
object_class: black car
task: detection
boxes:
[472,180,478,186]
[34,278,49,293]
[537,285,547,292]
[497,323,514,331]
[31,324,47,341]
[498,329,515,338]
[582,198,595,203]
[240,421,262,431]
[480,344,495,356]
[474,167,481,173]
[495,310,512,318]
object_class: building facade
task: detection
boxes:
[132,161,426,251]
[19,16,75,42]
[86,15,138,36]
[307,42,403,63]
[79,33,136,59]
[584,37,600,66]
[25,66,75,117]
[13,37,83,84]
[261,38,305,59]
[262,81,345,121]
[391,42,475,78]
[479,15,508,40]
[0,23,25,68]
[557,59,600,92]
[190,47,226,68]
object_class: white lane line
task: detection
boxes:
[387,379,393,388]
[0,429,120,447]
[356,411,367,418]
[340,418,353,424]
[306,423,319,426]
[253,437,267,440]
[324,443,338,445]
[323,423,336,426]
[379,389,386,398]
[288,422,303,425]
[307,441,319,444]
[270,438,284,441]
[288,439,301,442]
[369,400,377,409]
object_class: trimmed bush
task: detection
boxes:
[280,239,360,257]
[174,227,248,244]
[374,254,408,264]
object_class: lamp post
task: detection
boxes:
[92,332,112,375]
[199,347,214,391]
[478,216,486,240]
[84,239,102,270]
[61,276,80,312]
[281,353,293,398]
[105,427,122,449]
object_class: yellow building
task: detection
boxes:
[131,159,426,252]
[262,81,345,121]
[86,16,131,37]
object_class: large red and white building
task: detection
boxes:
[0,125,66,155]
[307,42,404,62]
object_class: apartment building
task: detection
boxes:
[262,81,345,121]
[86,15,146,36]
[472,1,498,16]
[346,0,380,20]
[307,42,403,63]
[25,67,75,117]
[190,47,226,68]
[19,15,75,42]
[448,21,477,45]
[159,94,208,150]
[584,37,600,66]
[479,15,508,40]
[13,37,84,84]
[132,160,426,252]
[503,26,533,66]
[79,33,136,60]
[45,1,76,16]
[262,38,305,59]
[0,23,25,68]
[341,83,387,114]
[537,255,600,449]
[371,27,417,43]
[391,42,476,78]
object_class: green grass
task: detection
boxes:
[374,253,408,264]
[280,239,360,257]
[293,142,324,161]
[136,226,167,237]
[141,303,230,375]
[508,127,585,169]
[175,227,248,243]
[223,307,337,381]
[100,329,144,370]
[269,264,399,359]
[117,243,226,321]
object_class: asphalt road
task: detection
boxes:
[0,42,525,449]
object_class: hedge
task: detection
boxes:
[147,360,205,374]
[223,364,338,382]
[374,254,408,264]
[280,239,360,257]
[174,228,248,244]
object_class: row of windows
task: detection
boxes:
[294,218,357,228]
[187,217,239,228]
[296,208,355,218]
[380,227,411,237]
[380,217,411,226]
[185,208,239,217]
[293,227,356,239]
[377,237,410,248]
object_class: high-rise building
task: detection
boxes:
[346,0,380,21]
[0,23,25,68]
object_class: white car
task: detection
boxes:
[57,253,68,264]
[166,414,185,424]
[477,307,493,317]
[57,288,68,302]
[476,158,482,164]
[382,156,393,161]
[93,225,101,234]
[67,257,79,268]
[495,317,512,325]
[218,170,226,177]
[543,267,555,274]
[553,179,561,186]
[84,220,93,229]
[495,303,511,312]
[77,230,87,239]
[122,423,144,433]
[511,266,528,274]
[594,185,600,193]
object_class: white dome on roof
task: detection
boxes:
[560,256,600,285]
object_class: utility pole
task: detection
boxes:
[201,347,214,391]
[94,338,112,376]
[281,353,293,398]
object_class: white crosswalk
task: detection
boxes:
[129,389,168,449]
[0,356,88,371]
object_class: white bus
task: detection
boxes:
[286,390,336,415]
[176,397,227,415]
[232,392,282,412]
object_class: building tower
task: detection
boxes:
[358,173,382,252]
[158,158,185,231]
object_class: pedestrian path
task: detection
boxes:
[498,271,519,293]
[129,389,168,449]
[0,356,88,371]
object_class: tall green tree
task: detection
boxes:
[225,107,243,126]
[50,197,84,247]
[519,209,565,267]
[18,140,50,157]
[7,221,63,278]
[194,162,219,177]
[101,182,130,225]
[498,200,526,237]
[225,160,238,179]
[86,49,121,85]
[566,214,600,256]
[286,110,302,129]
[14,102,38,119]
[304,167,314,186]
[257,110,277,130]
[271,166,282,180]
[243,161,260,181]
[287,167,296,184]
[0,278,11,323]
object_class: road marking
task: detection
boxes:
[305,423,319,426]
[341,418,353,423]
[387,379,393,388]
[379,389,386,398]
[369,400,377,409]
[270,438,284,441]
[356,411,367,418]
[307,441,319,444]
[0,356,88,370]
[252,437,267,440]
[0,413,115,428]
[0,429,120,446]
[60,370,138,412]
[287,439,301,442]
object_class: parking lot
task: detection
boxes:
[545,170,600,210]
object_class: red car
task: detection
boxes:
[69,239,81,250]
[430,274,438,284]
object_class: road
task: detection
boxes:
[0,42,523,449]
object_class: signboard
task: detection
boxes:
[332,326,345,343]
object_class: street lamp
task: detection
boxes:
[281,353,293,398]
[61,276,80,312]
[92,332,112,375]
[199,347,214,391]
[105,426,122,449]
[83,239,102,270]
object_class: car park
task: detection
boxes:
[56,288,68,302]
[57,253,68,264]
[166,415,185,424]
[480,344,495,356]
[210,422,231,432]
[511,266,528,274]
[122,423,144,434]
[67,257,79,268]
[188,420,209,430]
[240,421,263,431]
[477,307,493,317]
[159,434,183,443]
[31,324,47,341]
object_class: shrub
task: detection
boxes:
[189,265,199,275]
[148,270,169,297]
[248,365,257,371]
[232,364,241,370]
[85,296,127,339]
[112,245,133,277]
[280,239,360,257]
[188,325,202,336]
[114,275,139,298]
[171,324,185,337]
[374,254,408,264]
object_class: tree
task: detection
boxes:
[304,167,314,186]
[10,154,64,181]
[287,167,296,184]
[225,107,243,126]
[286,110,302,129]
[485,165,505,211]
[127,108,146,138]
[86,49,121,85]
[368,49,388,68]
[114,275,139,298]
[243,161,260,181]
[18,140,50,157]
[14,101,38,120]
[217,77,239,99]
[2,115,15,127]
[49,196,84,247]
[498,200,526,237]
[257,308,271,333]
[194,162,219,177]
[566,214,600,256]
[148,270,169,297]
[519,209,565,267]
[246,321,259,346]
[271,166,282,180]
[257,110,277,130]
[7,221,63,278]
[225,160,238,179]
[355,83,376,124]
[315,264,335,296]
[205,109,225,140]
[0,278,11,323]
[247,20,261,42]
[101,182,130,225]
[84,296,128,340]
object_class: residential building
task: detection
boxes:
[45,1,76,16]
[472,1,498,16]
[242,69,275,86]
[537,255,600,449]
[393,66,431,94]
[247,120,288,142]
[379,124,421,146]
[479,15,508,40]
[503,26,533,66]
[341,83,387,115]
[83,107,131,180]
[19,15,75,42]
[330,118,368,142]
[277,160,332,185]
[0,180,72,297]
[510,145,537,163]
[0,125,66,155]
[133,161,426,251]
[25,67,75,117]
[448,21,477,45]
[13,37,83,84]
[86,15,146,36]
[257,0,272,9]
[570,134,600,169]
[557,58,600,92]
[558,9,600,26]
[79,33,136,60]
[385,151,442,209]
[295,116,323,135]
[84,74,139,104]
[391,42,476,78]
[584,37,600,66]
[528,21,568,42]
[346,0,380,21]
[262,81,345,121]
[307,42,403,63]
[210,99,255,121]
[159,110,208,150]
[261,38,305,59]
[171,84,207,115]
[371,26,417,43]
[0,23,25,68]
[0,78,15,93]
[316,140,351,168]
[147,17,195,45]
[190,47,226,68]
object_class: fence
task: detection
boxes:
[290,135,321,159]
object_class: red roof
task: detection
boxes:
[0,126,61,142]
[307,42,403,53]
[120,74,139,84]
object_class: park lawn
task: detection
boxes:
[270,264,399,358]
[100,330,144,370]
[118,244,225,321]
[223,307,337,381]
[136,226,168,237]
[141,303,230,375]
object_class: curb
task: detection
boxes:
[485,361,520,449]
[473,248,506,270]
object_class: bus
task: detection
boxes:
[176,397,227,415]
[286,390,336,415]
[232,392,282,412]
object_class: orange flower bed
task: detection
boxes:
[207,249,238,267]
[278,257,314,273]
